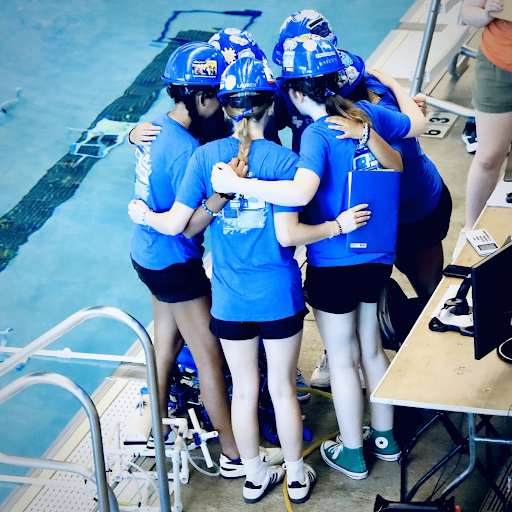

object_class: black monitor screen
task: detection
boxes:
[471,241,512,360]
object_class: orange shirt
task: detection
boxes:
[481,18,512,72]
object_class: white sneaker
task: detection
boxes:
[286,463,316,504]
[260,446,284,466]
[243,466,285,503]
[219,446,284,479]
[311,351,330,387]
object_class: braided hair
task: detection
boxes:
[223,91,275,167]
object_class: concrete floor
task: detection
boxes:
[154,32,512,512]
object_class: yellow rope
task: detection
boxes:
[283,387,339,512]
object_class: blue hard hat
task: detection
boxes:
[161,41,227,86]
[218,56,278,99]
[273,10,337,65]
[280,35,342,80]
[337,50,365,96]
[209,28,268,66]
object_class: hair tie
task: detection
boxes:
[235,108,253,122]
[324,88,336,97]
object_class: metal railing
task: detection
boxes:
[411,0,476,118]
[0,372,118,512]
[0,306,171,512]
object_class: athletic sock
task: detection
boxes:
[241,454,267,485]
[284,457,305,484]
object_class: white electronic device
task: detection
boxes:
[465,229,499,256]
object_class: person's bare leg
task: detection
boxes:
[220,336,261,460]
[263,332,303,462]
[173,295,239,459]
[151,295,184,429]
[314,308,364,449]
[504,147,512,182]
[465,110,512,228]
[357,302,393,432]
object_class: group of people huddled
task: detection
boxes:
[127,10,452,505]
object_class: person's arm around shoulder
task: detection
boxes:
[325,116,404,171]
[274,204,371,247]
[211,164,320,206]
[128,199,194,236]
[461,0,503,27]
[128,122,162,147]
[366,69,427,138]
[182,157,248,238]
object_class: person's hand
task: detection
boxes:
[413,94,427,117]
[228,157,249,179]
[129,122,162,146]
[128,199,150,224]
[211,160,244,194]
[485,0,503,16]
[336,203,371,234]
[325,116,365,140]
[366,68,400,90]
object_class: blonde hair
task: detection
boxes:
[224,95,273,167]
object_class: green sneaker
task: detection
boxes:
[366,428,401,461]
[320,441,368,480]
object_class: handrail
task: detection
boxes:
[411,0,442,98]
[0,306,171,512]
[0,372,117,512]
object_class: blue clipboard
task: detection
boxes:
[346,169,401,253]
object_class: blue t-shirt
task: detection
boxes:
[130,113,204,270]
[176,137,305,322]
[297,105,410,267]
[364,73,443,223]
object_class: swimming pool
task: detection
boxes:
[0,0,416,506]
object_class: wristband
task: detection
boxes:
[201,199,220,217]
[141,208,152,226]
[325,221,335,239]
[128,128,137,147]
[334,218,343,236]
[358,122,369,146]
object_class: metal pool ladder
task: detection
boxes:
[0,306,172,512]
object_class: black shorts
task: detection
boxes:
[396,181,452,256]
[210,308,309,340]
[131,258,211,303]
[304,263,392,314]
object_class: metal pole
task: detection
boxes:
[0,373,113,512]
[410,0,442,97]
[0,452,119,512]
[0,306,171,512]
[425,96,475,118]
[441,412,477,497]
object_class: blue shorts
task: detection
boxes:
[210,308,308,340]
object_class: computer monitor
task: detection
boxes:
[471,240,512,360]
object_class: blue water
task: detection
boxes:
[0,0,416,504]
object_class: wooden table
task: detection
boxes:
[371,206,512,500]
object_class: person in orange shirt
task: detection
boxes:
[457,0,512,251]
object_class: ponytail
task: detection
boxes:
[224,92,274,167]
[286,72,372,128]
[325,95,372,127]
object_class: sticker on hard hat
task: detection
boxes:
[283,52,295,69]
[221,48,237,64]
[192,59,218,78]
[315,51,336,59]
[224,75,237,90]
